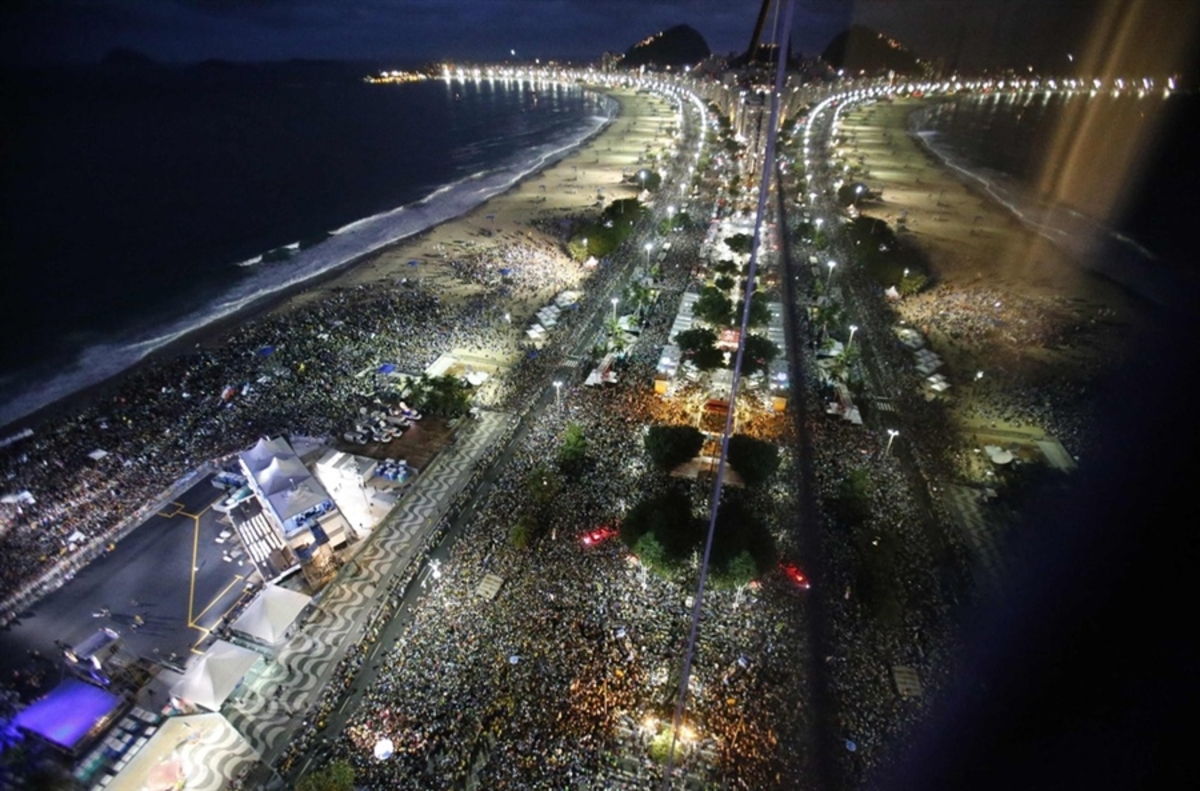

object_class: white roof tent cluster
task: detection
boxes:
[238,436,346,551]
[526,290,582,343]
[231,583,312,646]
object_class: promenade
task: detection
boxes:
[222,408,511,766]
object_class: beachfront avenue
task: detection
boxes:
[0,67,1149,789]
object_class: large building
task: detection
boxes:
[238,437,350,554]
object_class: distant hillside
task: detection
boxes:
[622,24,710,69]
[101,48,161,69]
[822,25,921,75]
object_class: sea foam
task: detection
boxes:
[0,95,617,429]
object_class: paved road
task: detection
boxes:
[0,475,245,684]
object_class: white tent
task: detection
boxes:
[231,585,312,645]
[241,436,293,473]
[256,456,311,496]
[170,640,260,712]
[984,445,1015,465]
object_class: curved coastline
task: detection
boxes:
[905,101,1191,308]
[0,90,620,432]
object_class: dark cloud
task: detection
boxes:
[1,0,1191,72]
[0,0,782,64]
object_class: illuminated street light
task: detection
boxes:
[826,260,837,284]
[553,380,563,407]
[886,428,899,455]
[611,296,619,320]
[644,242,653,267]
[975,370,984,381]
[847,324,859,352]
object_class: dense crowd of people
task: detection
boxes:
[310,238,817,788]
[0,226,596,615]
[784,95,1125,787]
[2,80,1114,791]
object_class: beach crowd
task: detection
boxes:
[0,79,1082,791]
[0,225,598,615]
[297,234,818,789]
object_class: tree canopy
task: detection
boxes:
[710,494,777,577]
[297,760,355,791]
[732,334,780,377]
[726,434,781,486]
[619,488,701,560]
[406,374,471,417]
[645,425,704,471]
[694,286,734,326]
[558,422,589,477]
[635,169,663,192]
[834,467,873,526]
[724,233,754,255]
[569,198,646,260]
[674,327,723,371]
[743,292,772,328]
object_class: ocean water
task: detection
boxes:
[908,90,1199,306]
[0,62,613,428]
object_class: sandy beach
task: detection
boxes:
[2,87,676,434]
[278,87,676,355]
[839,98,1150,460]
[0,83,678,607]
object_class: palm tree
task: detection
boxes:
[626,280,654,319]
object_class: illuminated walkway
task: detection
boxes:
[220,409,512,761]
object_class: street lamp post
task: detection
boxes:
[847,324,858,352]
[553,380,563,408]
[826,260,837,285]
[885,429,899,455]
[644,242,652,267]
[611,297,619,321]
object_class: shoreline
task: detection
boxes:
[0,85,645,437]
[0,85,677,609]
[842,98,1152,458]
[904,101,1195,311]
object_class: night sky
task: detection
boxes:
[3,0,1195,74]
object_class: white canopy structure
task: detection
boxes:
[240,437,292,473]
[170,640,260,712]
[231,585,311,645]
[255,456,311,496]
